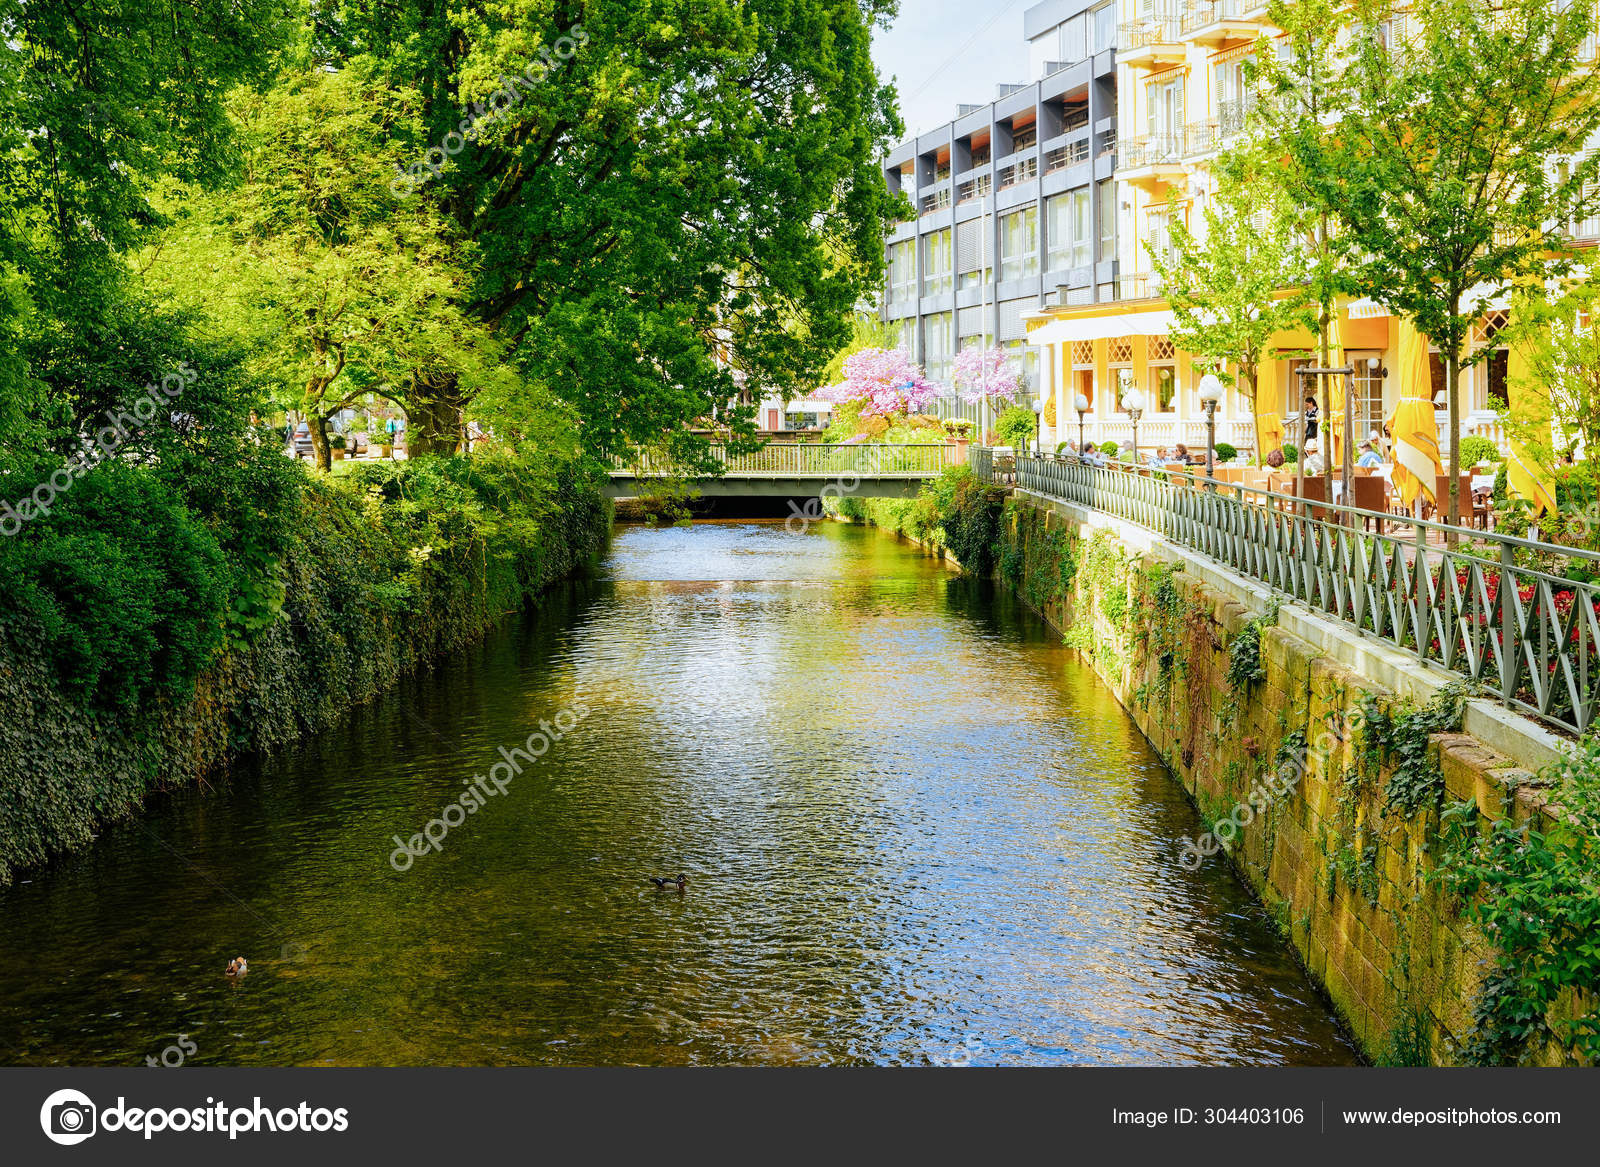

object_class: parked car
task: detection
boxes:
[292,422,313,458]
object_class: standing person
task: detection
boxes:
[1302,395,1319,445]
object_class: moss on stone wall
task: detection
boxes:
[0,466,610,886]
[992,495,1594,1067]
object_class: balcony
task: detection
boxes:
[1114,134,1186,190]
[1044,138,1091,175]
[1178,0,1258,48]
[1182,120,1220,158]
[1217,95,1255,139]
[956,173,992,205]
[1118,272,1164,301]
[1118,17,1184,69]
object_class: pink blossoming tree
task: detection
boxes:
[953,346,1024,404]
[816,347,940,417]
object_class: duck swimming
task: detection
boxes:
[224,956,248,978]
[649,874,686,891]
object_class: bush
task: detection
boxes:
[939,474,1005,576]
[0,466,228,710]
[1458,435,1500,467]
[1279,443,1298,464]
[995,405,1037,449]
[1214,442,1238,463]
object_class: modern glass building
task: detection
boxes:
[879,0,1121,419]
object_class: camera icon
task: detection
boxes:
[39,1088,97,1145]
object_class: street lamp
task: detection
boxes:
[1197,373,1224,484]
[1075,391,1090,457]
[1123,386,1146,463]
[1031,395,1045,458]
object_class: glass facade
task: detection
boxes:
[999,207,1040,281]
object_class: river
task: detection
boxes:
[0,520,1357,1066]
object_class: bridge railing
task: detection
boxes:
[614,443,957,478]
[976,449,1600,736]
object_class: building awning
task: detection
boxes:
[1027,309,1175,347]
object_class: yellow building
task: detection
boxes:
[1027,0,1551,459]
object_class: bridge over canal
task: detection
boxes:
[606,442,960,500]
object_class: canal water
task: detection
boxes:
[0,521,1357,1066]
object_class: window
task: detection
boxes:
[1146,75,1183,152]
[1011,123,1038,151]
[921,229,952,296]
[1145,208,1178,274]
[999,207,1040,281]
[887,240,917,305]
[958,305,993,348]
[1215,59,1251,136]
[1147,337,1177,412]
[1098,180,1116,262]
[1109,336,1135,412]
[1060,14,1087,62]
[956,219,991,290]
[1047,189,1093,272]
[1004,339,1039,393]
[923,312,955,385]
[1093,3,1116,53]
[1349,352,1385,439]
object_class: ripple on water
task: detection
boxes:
[0,520,1357,1066]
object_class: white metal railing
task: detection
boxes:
[613,442,959,478]
[1065,417,1259,453]
[980,451,1600,735]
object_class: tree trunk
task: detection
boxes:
[1446,344,1461,544]
[309,412,333,473]
[408,373,465,457]
[1243,364,1261,468]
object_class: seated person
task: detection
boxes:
[1356,440,1384,468]
[1172,443,1191,464]
[1303,439,1327,476]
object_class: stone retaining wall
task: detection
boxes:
[997,491,1590,1066]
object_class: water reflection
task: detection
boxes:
[0,520,1357,1066]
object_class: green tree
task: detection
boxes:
[320,0,904,465]
[1285,0,1600,529]
[1256,0,1356,491]
[0,0,290,447]
[142,64,512,471]
[1150,150,1312,465]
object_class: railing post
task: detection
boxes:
[1413,520,1428,663]
[1498,539,1515,708]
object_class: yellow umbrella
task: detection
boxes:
[1251,358,1284,460]
[1389,320,1444,511]
[1505,325,1558,519]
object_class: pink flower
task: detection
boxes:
[953,347,1024,404]
[818,348,941,417]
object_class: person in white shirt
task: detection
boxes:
[1303,439,1327,476]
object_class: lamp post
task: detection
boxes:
[1075,391,1090,457]
[1031,396,1045,458]
[1197,373,1223,485]
[1123,386,1146,463]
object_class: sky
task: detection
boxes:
[871,0,1034,146]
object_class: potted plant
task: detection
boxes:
[329,433,347,461]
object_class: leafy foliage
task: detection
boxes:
[994,406,1038,450]
[938,475,1007,576]
[1436,736,1600,1064]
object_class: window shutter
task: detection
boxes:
[957,218,982,274]
[999,299,1031,341]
